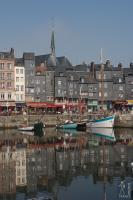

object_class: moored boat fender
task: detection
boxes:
[34,122,44,137]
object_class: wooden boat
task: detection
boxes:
[56,120,77,129]
[86,115,115,128]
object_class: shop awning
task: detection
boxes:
[113,100,128,105]
[127,100,133,105]
[27,102,63,108]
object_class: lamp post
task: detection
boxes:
[6,101,9,113]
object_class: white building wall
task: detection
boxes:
[14,66,25,102]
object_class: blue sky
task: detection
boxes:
[0,0,133,67]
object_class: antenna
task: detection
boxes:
[51,16,55,31]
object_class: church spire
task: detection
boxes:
[51,30,55,56]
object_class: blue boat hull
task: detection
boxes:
[56,123,77,129]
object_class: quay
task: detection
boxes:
[0,112,133,129]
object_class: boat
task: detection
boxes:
[56,120,77,129]
[18,121,45,137]
[76,121,86,131]
[86,115,115,128]
[89,127,116,141]
[18,126,34,131]
[18,123,45,132]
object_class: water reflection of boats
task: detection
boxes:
[87,127,116,141]
[56,128,83,136]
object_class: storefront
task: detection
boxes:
[26,102,63,114]
[0,102,16,113]
[87,100,98,111]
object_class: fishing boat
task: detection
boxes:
[86,115,115,128]
[56,120,77,129]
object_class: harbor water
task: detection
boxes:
[0,128,132,200]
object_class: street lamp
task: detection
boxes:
[6,101,9,113]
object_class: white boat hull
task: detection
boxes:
[18,126,34,131]
[86,116,115,128]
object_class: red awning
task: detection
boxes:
[27,102,63,108]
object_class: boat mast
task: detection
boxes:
[100,48,104,110]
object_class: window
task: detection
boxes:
[7,82,12,88]
[58,89,61,95]
[119,94,123,98]
[21,85,24,91]
[20,69,23,74]
[16,85,19,91]
[0,63,4,70]
[59,72,64,76]
[89,93,93,97]
[7,63,12,70]
[89,86,93,91]
[104,92,108,97]
[36,87,40,93]
[119,78,122,83]
[119,86,123,90]
[16,69,19,74]
[30,88,34,93]
[99,92,101,97]
[0,82,4,88]
[0,73,4,80]
[1,93,4,100]
[8,93,11,100]
[58,80,62,86]
[69,83,73,88]
[70,75,73,81]
[80,77,84,83]
[7,73,12,79]
[16,77,19,82]
[36,79,40,84]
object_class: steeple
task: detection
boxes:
[51,30,55,56]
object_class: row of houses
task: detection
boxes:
[0,32,133,111]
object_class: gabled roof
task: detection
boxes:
[23,52,35,60]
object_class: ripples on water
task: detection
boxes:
[0,128,132,200]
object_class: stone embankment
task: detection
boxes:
[0,114,80,129]
[0,113,132,129]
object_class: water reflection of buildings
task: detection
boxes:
[0,141,132,197]
[0,146,16,197]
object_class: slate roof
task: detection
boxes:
[74,64,90,72]
[23,52,35,60]
[123,67,133,76]
[0,48,14,59]
[35,54,72,68]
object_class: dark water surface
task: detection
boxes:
[0,128,133,200]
